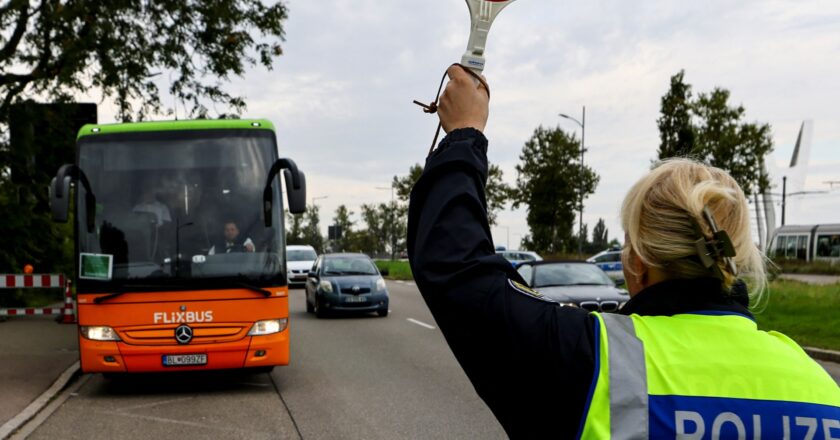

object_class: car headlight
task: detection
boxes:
[376,278,386,291]
[248,318,288,335]
[80,326,121,341]
[319,280,333,293]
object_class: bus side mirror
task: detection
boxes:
[50,176,71,222]
[51,163,97,233]
[283,169,306,214]
[264,158,307,226]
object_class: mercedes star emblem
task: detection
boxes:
[175,324,193,344]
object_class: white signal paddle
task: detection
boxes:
[460,0,517,75]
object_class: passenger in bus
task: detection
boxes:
[132,185,172,227]
[208,220,255,255]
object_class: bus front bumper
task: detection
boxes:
[78,329,289,373]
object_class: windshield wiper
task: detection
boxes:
[344,271,375,275]
[93,283,175,304]
[230,279,272,297]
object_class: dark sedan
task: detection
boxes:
[516,260,629,312]
[305,253,389,318]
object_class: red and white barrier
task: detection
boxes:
[0,274,75,323]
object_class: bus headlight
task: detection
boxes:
[80,326,121,341]
[319,280,333,293]
[248,319,288,336]
[376,278,386,291]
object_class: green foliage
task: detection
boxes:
[657,70,695,159]
[354,202,405,259]
[393,164,423,203]
[0,1,289,278]
[300,205,324,254]
[0,176,73,274]
[285,211,304,245]
[512,125,599,254]
[754,280,840,350]
[657,71,774,195]
[592,218,609,251]
[771,259,840,276]
[330,205,354,252]
[0,0,288,121]
[374,260,413,281]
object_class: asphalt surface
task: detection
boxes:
[272,281,505,439]
[12,280,840,439]
[21,281,506,439]
[0,316,77,426]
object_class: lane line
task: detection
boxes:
[406,318,436,330]
[118,396,195,412]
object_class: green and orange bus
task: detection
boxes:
[50,119,305,373]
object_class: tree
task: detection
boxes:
[300,205,324,254]
[393,162,510,225]
[0,1,289,275]
[359,203,387,257]
[393,164,423,202]
[657,70,696,159]
[592,218,608,251]
[657,71,774,195]
[0,1,288,121]
[331,205,354,252]
[285,211,304,245]
[512,125,599,254]
[692,88,773,195]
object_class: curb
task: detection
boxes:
[805,347,840,364]
[0,361,80,439]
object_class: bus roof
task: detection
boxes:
[76,119,275,140]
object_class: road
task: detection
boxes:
[20,281,507,439]
[15,280,840,439]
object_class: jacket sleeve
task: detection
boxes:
[407,128,597,438]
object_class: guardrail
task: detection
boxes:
[0,274,75,323]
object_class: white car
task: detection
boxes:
[287,245,318,287]
[586,249,624,282]
[496,250,543,266]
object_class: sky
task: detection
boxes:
[93,0,840,251]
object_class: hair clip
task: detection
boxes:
[692,207,737,279]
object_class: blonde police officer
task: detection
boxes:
[407,65,840,438]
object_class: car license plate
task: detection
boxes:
[162,354,207,366]
[345,295,368,303]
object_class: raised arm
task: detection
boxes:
[406,67,597,438]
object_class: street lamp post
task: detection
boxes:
[559,106,586,258]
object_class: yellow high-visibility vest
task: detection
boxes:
[579,312,840,439]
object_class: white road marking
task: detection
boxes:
[118,397,195,411]
[407,318,436,330]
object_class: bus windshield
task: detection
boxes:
[75,129,285,290]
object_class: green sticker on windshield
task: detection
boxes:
[80,253,113,280]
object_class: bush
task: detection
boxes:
[771,259,840,276]
[374,260,413,281]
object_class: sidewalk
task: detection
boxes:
[779,273,840,285]
[0,316,78,428]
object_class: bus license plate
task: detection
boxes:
[345,295,368,303]
[162,354,207,366]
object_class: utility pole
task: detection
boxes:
[560,105,586,257]
[781,176,786,226]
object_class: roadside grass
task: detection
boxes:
[374,260,413,281]
[754,280,840,351]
